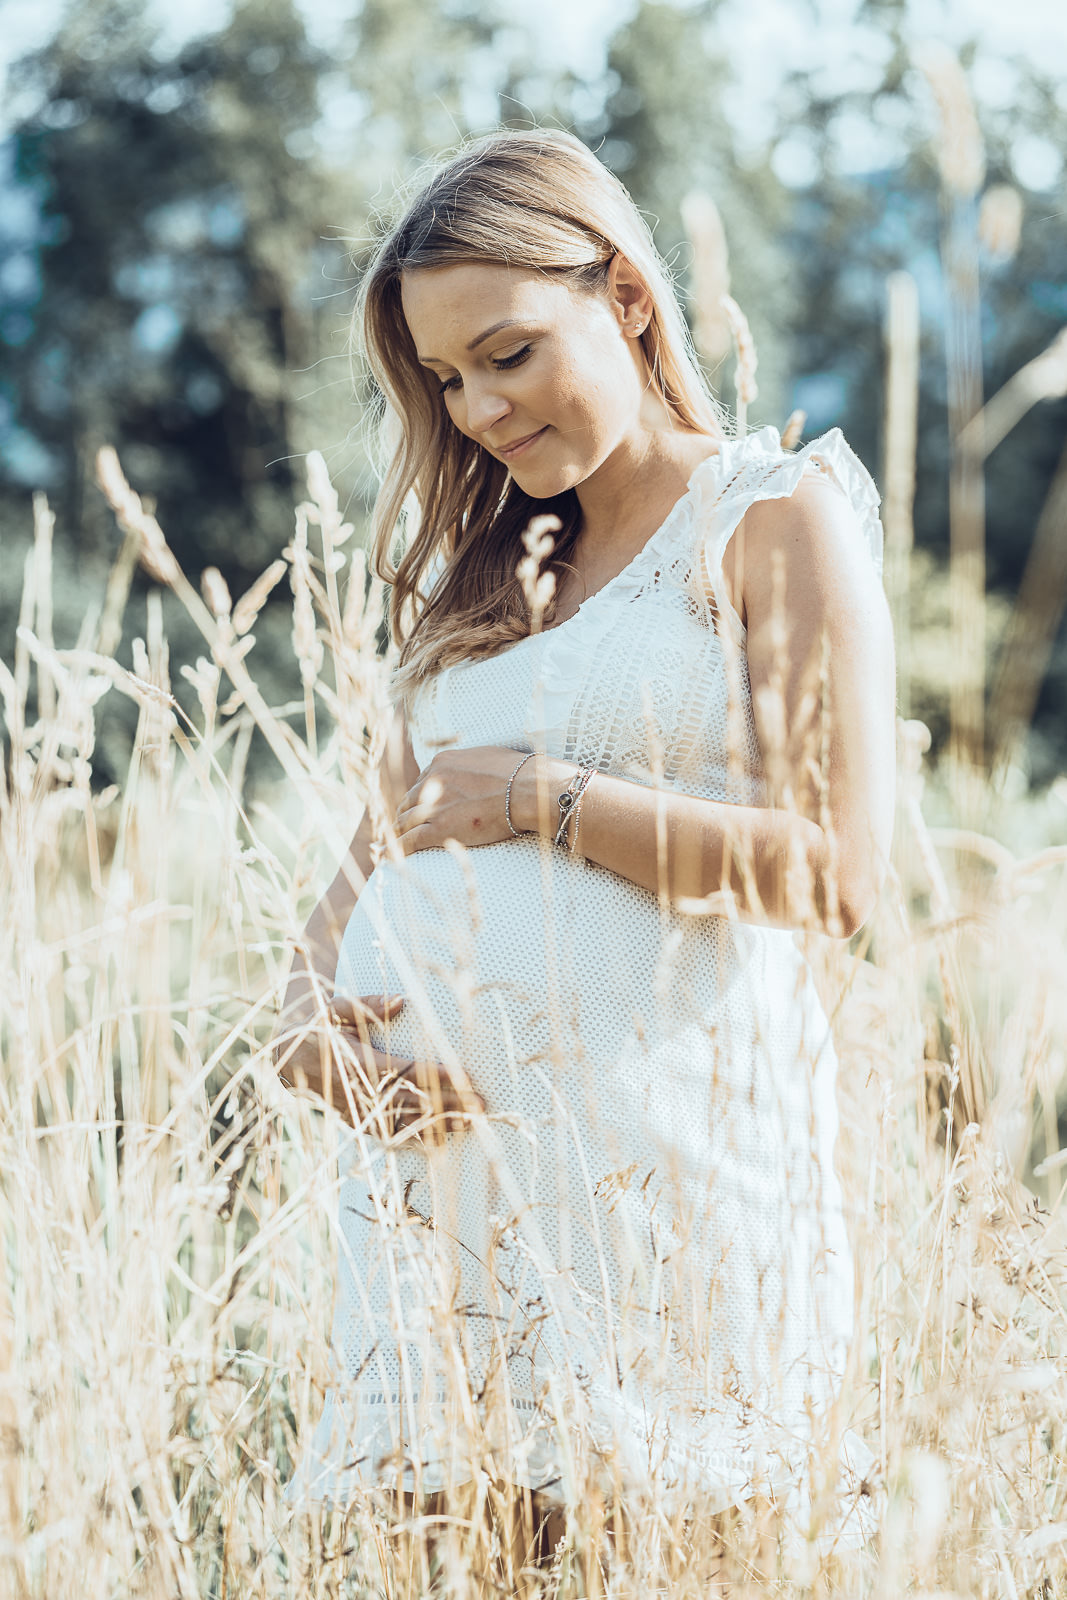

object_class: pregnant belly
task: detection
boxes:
[331,837,853,1391]
[333,837,823,1175]
[336,835,667,1111]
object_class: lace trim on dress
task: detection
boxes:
[416,423,880,653]
[692,424,884,585]
[404,428,881,760]
[510,427,881,772]
[326,1386,544,1413]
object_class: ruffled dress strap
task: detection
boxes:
[687,424,884,648]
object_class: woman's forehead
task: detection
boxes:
[400,262,571,344]
[399,260,556,310]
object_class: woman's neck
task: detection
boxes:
[573,427,722,565]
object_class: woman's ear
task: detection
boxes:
[607,252,654,337]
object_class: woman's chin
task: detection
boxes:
[508,461,583,499]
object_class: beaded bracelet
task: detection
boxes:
[553,764,597,848]
[506,751,596,849]
[504,751,536,837]
[567,784,590,855]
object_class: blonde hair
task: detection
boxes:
[355,127,726,713]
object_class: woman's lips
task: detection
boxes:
[497,426,548,460]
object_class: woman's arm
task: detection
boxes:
[518,472,896,935]
[395,473,896,938]
[272,705,484,1139]
[282,705,422,1012]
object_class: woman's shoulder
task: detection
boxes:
[694,424,883,583]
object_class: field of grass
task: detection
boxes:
[2,419,1067,1600]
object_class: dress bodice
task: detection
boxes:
[404,426,883,803]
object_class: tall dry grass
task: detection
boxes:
[2,433,1066,1597]
[4,94,1067,1598]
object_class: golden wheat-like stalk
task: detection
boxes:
[959,326,1067,459]
[920,45,988,803]
[978,182,1024,262]
[720,293,759,436]
[680,190,732,366]
[2,405,1067,1600]
[883,271,920,721]
[780,409,806,451]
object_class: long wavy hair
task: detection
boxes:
[355,127,727,714]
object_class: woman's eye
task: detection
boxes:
[493,344,532,371]
[437,344,532,397]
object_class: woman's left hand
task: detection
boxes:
[394,746,564,854]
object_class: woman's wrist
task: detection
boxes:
[510,754,570,837]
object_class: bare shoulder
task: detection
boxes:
[722,463,884,632]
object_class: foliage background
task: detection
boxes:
[3,0,1067,784]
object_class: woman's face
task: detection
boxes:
[400,259,654,497]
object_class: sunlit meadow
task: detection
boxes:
[4,64,1067,1600]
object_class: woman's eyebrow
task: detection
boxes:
[418,318,527,365]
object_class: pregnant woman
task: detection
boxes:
[275,128,895,1586]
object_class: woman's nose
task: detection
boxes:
[464,381,511,435]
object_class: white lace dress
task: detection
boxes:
[284,426,882,1539]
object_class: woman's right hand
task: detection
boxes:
[271,992,485,1145]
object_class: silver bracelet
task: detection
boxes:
[568,791,587,855]
[554,764,597,847]
[505,751,536,836]
[567,769,596,853]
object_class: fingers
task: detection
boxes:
[271,1027,333,1100]
[275,998,486,1146]
[403,774,443,828]
[373,1060,487,1145]
[399,1067,486,1118]
[329,985,404,1036]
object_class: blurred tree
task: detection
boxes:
[4,0,1066,786]
[341,0,505,179]
[310,0,512,494]
[2,0,342,589]
[0,0,526,584]
[0,0,524,784]
[773,23,1067,778]
[564,0,794,424]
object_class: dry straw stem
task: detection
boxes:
[680,190,732,365]
[200,566,232,622]
[231,558,288,637]
[7,383,1067,1596]
[989,436,1067,778]
[894,718,991,1138]
[30,492,56,723]
[93,445,349,859]
[96,443,183,588]
[920,46,987,789]
[883,271,920,720]
[287,507,324,759]
[516,513,560,632]
[958,325,1067,461]
[301,447,356,663]
[978,182,1024,262]
[720,293,758,436]
[917,42,986,197]
[780,409,806,451]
